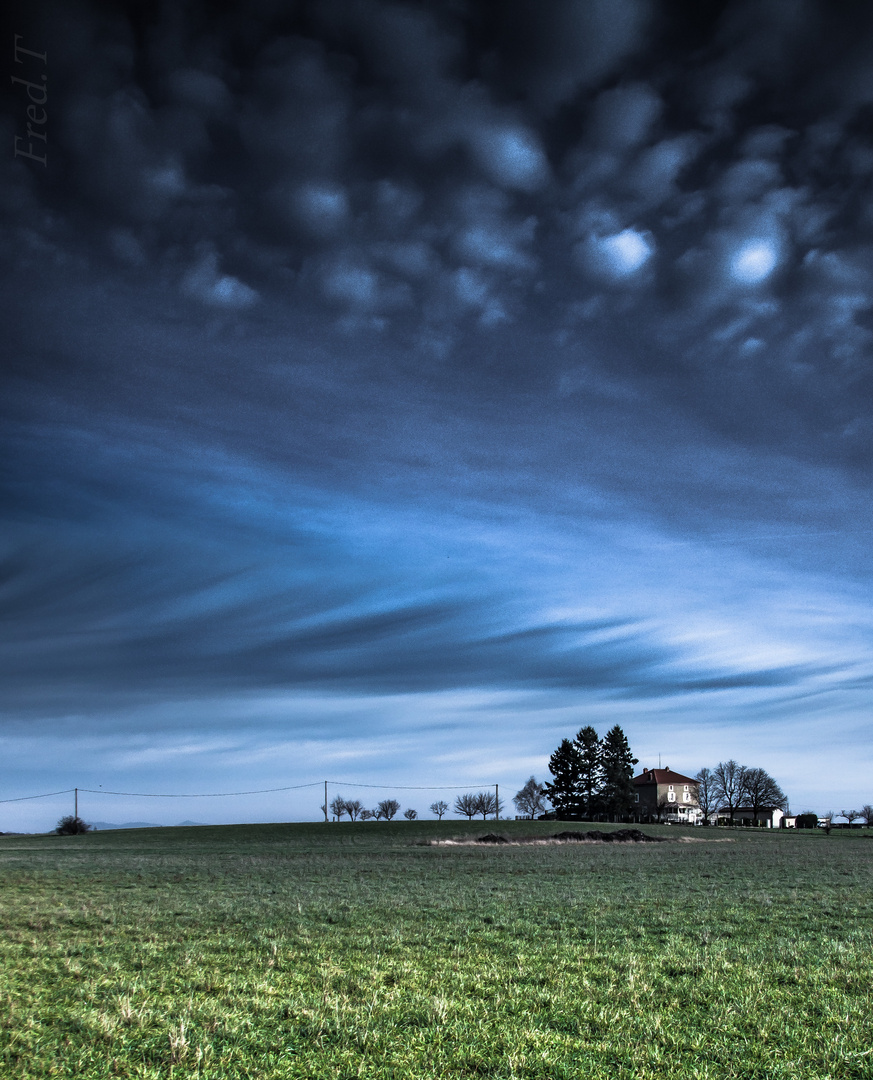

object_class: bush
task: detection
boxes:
[795,813,818,830]
[55,815,91,835]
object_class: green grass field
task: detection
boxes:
[2,820,872,1079]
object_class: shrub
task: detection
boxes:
[795,813,818,829]
[55,815,91,835]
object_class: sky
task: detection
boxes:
[3,0,873,830]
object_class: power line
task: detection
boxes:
[325,781,493,790]
[77,782,324,798]
[1,779,499,803]
[0,788,75,803]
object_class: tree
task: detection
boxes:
[600,725,638,821]
[473,790,503,820]
[795,812,818,829]
[712,760,746,824]
[360,809,374,821]
[454,793,478,820]
[574,726,604,819]
[55,815,91,835]
[655,796,672,824]
[543,739,583,819]
[695,767,716,825]
[841,809,860,828]
[403,808,418,820]
[429,800,449,820]
[860,805,873,827]
[344,799,364,822]
[513,776,547,819]
[329,795,348,821]
[741,767,786,825]
[376,798,400,821]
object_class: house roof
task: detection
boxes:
[715,805,784,814]
[633,768,698,786]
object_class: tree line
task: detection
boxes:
[324,791,505,822]
[695,760,786,824]
[542,725,639,821]
[325,796,417,821]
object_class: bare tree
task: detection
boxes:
[360,809,374,821]
[403,808,418,820]
[329,795,348,821]
[473,790,503,820]
[841,809,860,829]
[344,799,364,822]
[376,798,400,821]
[742,768,787,825]
[694,767,716,825]
[429,799,449,820]
[860,805,873,827]
[655,796,672,823]
[513,776,547,819]
[454,793,478,820]
[712,760,746,824]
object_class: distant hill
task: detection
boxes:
[90,821,161,830]
[90,821,208,831]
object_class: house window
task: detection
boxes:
[634,793,639,802]
[683,792,692,802]
[667,791,676,802]
[683,785,689,790]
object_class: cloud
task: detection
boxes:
[291,182,351,236]
[468,125,550,192]
[490,0,654,112]
[588,83,662,149]
[729,240,779,284]
[181,247,258,308]
[579,228,655,281]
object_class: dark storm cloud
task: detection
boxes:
[4,0,866,461]
[4,0,873,790]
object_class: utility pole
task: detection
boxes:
[324,780,328,823]
[74,787,78,821]
[495,783,499,821]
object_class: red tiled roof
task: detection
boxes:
[633,768,698,786]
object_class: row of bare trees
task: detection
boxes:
[817,806,873,828]
[695,761,787,824]
[453,791,504,820]
[325,796,417,821]
[324,791,505,821]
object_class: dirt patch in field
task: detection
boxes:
[429,829,681,846]
[550,829,665,843]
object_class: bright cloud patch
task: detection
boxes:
[471,126,549,192]
[730,241,779,284]
[582,228,654,280]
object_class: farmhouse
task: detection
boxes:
[713,805,785,828]
[633,767,701,824]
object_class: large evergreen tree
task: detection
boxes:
[544,738,582,819]
[573,725,604,819]
[600,725,639,821]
